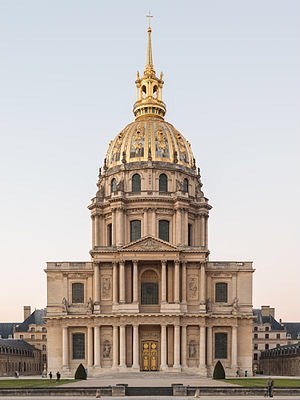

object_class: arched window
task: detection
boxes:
[159,173,168,192]
[130,220,141,242]
[159,220,169,242]
[183,178,189,193]
[132,174,141,192]
[107,223,112,246]
[215,282,228,303]
[153,85,158,98]
[111,178,117,193]
[141,270,159,305]
[72,333,85,359]
[72,283,84,303]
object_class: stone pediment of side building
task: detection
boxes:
[121,235,179,252]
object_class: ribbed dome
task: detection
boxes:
[105,118,195,170]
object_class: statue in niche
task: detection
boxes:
[189,342,196,358]
[206,298,212,313]
[103,341,111,358]
[232,297,239,314]
[62,297,68,313]
[87,297,94,313]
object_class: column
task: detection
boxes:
[181,262,187,304]
[62,327,69,367]
[199,325,206,369]
[173,324,181,368]
[200,214,205,247]
[133,261,138,303]
[92,215,95,247]
[119,325,126,367]
[160,324,167,369]
[161,261,167,303]
[112,325,119,368]
[200,263,206,305]
[176,209,182,245]
[205,215,208,248]
[87,326,93,367]
[151,208,156,236]
[112,262,118,304]
[181,325,187,368]
[174,261,180,303]
[132,325,139,369]
[143,208,148,236]
[94,325,100,366]
[112,209,116,246]
[94,263,100,303]
[207,326,213,369]
[232,274,237,300]
[94,215,99,246]
[183,208,188,245]
[116,208,124,247]
[119,261,125,304]
[231,326,238,368]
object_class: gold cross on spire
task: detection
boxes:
[146,11,153,28]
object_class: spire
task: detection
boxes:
[133,23,166,120]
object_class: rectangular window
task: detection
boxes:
[276,333,280,339]
[215,282,228,302]
[215,332,227,359]
[72,283,84,303]
[72,333,85,359]
[265,334,269,339]
[159,220,169,242]
[188,223,192,246]
[107,223,112,246]
[141,283,158,304]
[130,220,141,242]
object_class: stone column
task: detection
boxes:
[94,215,99,246]
[205,215,208,248]
[112,209,116,246]
[116,208,124,247]
[132,325,139,369]
[200,263,206,307]
[151,208,156,236]
[176,209,182,245]
[160,324,167,370]
[119,325,126,368]
[207,326,213,372]
[133,261,138,303]
[94,263,100,304]
[181,325,187,368]
[161,261,167,303]
[119,261,125,304]
[173,324,181,369]
[112,262,118,304]
[183,208,188,245]
[199,325,206,370]
[200,214,205,247]
[174,261,180,303]
[62,326,69,367]
[143,208,148,236]
[231,326,238,368]
[113,325,118,368]
[182,262,187,304]
[94,325,100,366]
[87,326,93,367]
[91,215,95,247]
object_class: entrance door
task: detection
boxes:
[141,341,158,371]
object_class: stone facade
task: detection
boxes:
[260,343,300,376]
[46,25,254,377]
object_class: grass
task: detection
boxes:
[0,379,75,389]
[225,378,300,388]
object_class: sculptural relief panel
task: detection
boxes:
[187,274,199,301]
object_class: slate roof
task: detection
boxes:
[15,309,46,332]
[0,323,19,338]
[253,309,286,331]
[0,338,36,353]
[282,323,300,340]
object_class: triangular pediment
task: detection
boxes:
[121,235,179,252]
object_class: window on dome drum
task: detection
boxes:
[188,223,192,246]
[130,220,141,242]
[72,283,84,303]
[159,220,169,242]
[111,178,117,193]
[215,333,227,359]
[183,178,189,193]
[215,282,228,302]
[141,283,159,304]
[132,174,141,192]
[159,173,168,192]
[107,223,112,246]
[72,333,85,359]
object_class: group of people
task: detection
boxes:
[48,371,61,381]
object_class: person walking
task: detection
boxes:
[267,377,274,397]
[49,371,52,380]
[56,371,61,381]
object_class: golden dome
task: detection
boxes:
[104,26,195,171]
[105,118,195,169]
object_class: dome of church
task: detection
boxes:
[104,26,195,171]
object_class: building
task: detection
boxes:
[260,343,300,376]
[46,25,254,377]
[0,339,41,377]
[14,306,47,371]
[252,306,287,373]
[0,323,19,339]
[282,322,300,344]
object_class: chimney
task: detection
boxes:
[23,306,31,321]
[261,305,275,318]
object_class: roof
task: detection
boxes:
[282,323,300,340]
[0,323,19,338]
[0,338,37,352]
[15,309,46,332]
[253,309,285,331]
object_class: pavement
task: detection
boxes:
[1,396,300,400]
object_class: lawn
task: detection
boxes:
[0,379,74,388]
[225,378,300,388]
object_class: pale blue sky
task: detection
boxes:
[0,1,299,322]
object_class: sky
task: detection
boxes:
[0,1,299,322]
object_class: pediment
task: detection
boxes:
[121,236,178,252]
